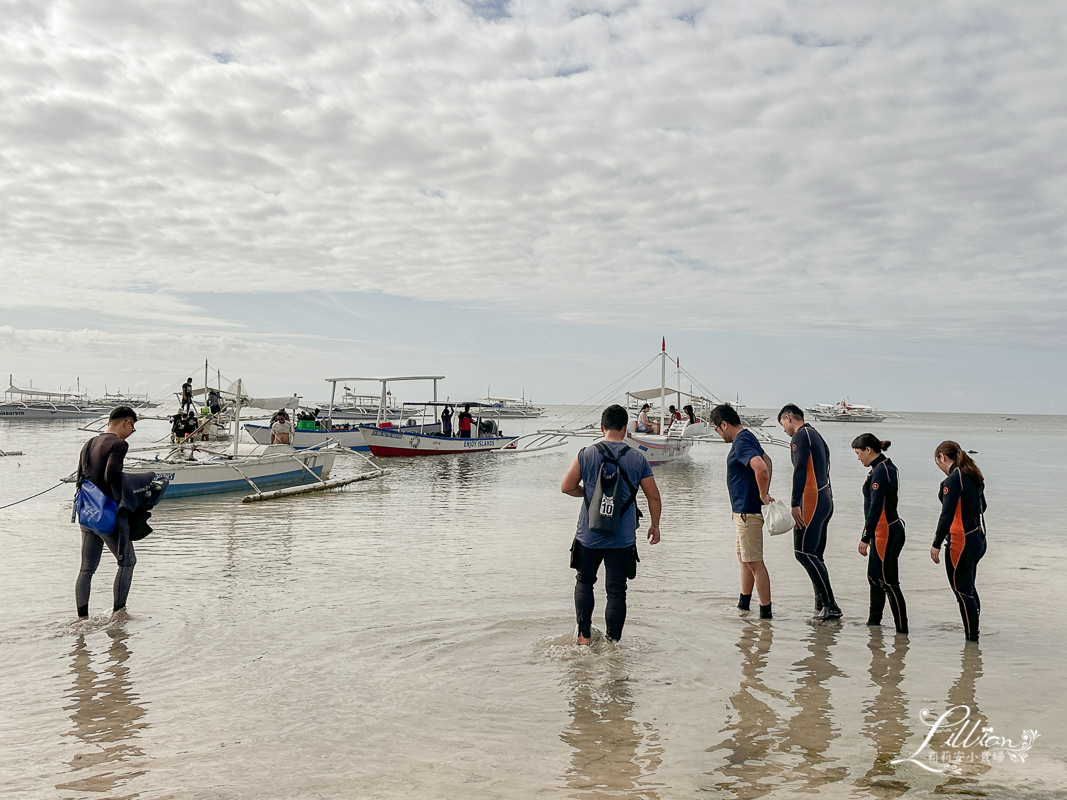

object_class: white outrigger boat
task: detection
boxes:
[360,401,518,456]
[1,378,110,420]
[478,395,545,418]
[245,375,445,451]
[810,399,888,423]
[539,341,787,466]
[86,379,384,502]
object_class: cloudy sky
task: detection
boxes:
[2,0,1065,412]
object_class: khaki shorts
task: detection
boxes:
[733,512,765,563]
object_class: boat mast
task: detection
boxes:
[328,379,338,432]
[232,379,242,456]
[676,357,681,415]
[659,338,666,433]
[204,359,209,410]
[377,381,387,427]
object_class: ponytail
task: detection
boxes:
[935,440,984,485]
[851,433,891,453]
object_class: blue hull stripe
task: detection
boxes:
[159,466,325,498]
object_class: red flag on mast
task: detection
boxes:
[661,337,666,352]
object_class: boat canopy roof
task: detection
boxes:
[626,387,712,402]
[5,383,82,399]
[402,401,490,408]
[325,375,445,383]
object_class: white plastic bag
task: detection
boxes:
[762,500,793,536]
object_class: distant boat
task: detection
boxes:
[809,399,888,423]
[478,396,546,418]
[0,377,109,420]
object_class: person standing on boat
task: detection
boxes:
[441,404,454,437]
[683,405,698,425]
[778,404,842,621]
[711,404,773,619]
[458,405,473,438]
[561,404,661,644]
[75,406,138,622]
[853,434,908,634]
[931,441,987,641]
[180,378,194,412]
[270,410,294,445]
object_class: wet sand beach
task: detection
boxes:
[0,411,1064,798]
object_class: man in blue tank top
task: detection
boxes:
[561,404,661,644]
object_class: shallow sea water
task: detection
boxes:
[0,410,1064,799]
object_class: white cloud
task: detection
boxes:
[0,0,1064,343]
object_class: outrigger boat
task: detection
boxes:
[810,399,888,423]
[245,375,445,451]
[1,378,110,420]
[359,401,518,456]
[537,340,787,466]
[478,394,545,418]
[68,379,384,502]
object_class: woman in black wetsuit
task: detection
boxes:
[853,434,908,634]
[931,441,987,641]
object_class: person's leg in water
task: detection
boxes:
[794,494,840,618]
[76,513,137,621]
[879,522,908,634]
[574,543,607,645]
[945,532,985,641]
[601,548,631,641]
[76,528,106,619]
[735,513,771,617]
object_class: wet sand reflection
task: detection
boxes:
[856,629,911,797]
[707,621,790,799]
[561,645,663,799]
[57,629,148,796]
[934,644,991,794]
[710,621,848,797]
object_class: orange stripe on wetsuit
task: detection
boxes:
[933,467,986,563]
[803,458,818,527]
[949,495,966,568]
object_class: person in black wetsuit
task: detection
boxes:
[931,440,987,641]
[778,404,842,620]
[441,404,454,437]
[75,406,138,622]
[854,433,908,634]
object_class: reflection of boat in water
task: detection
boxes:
[810,400,888,423]
[1,378,110,420]
[478,396,545,418]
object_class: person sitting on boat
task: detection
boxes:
[270,410,294,445]
[441,404,454,437]
[636,404,660,435]
[683,404,699,425]
[458,405,473,439]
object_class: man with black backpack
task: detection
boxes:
[561,404,661,644]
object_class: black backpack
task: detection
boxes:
[585,442,642,534]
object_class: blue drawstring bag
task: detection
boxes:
[75,480,118,535]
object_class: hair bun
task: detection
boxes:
[880,440,891,450]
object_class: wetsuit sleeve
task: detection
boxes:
[105,439,128,500]
[933,473,960,548]
[861,464,887,543]
[790,430,810,508]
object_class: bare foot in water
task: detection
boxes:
[110,608,134,622]
[576,634,591,646]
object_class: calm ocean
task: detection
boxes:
[1,410,1063,798]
